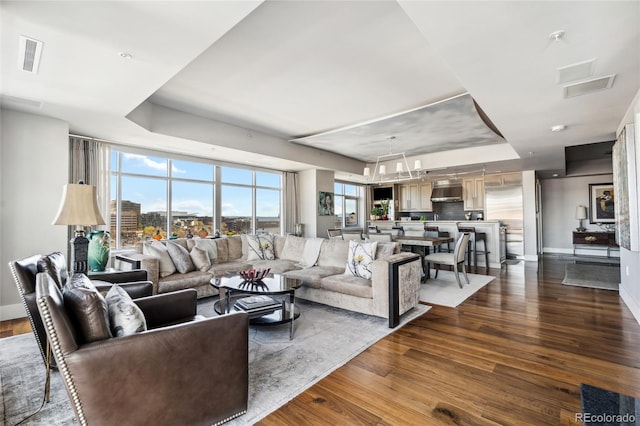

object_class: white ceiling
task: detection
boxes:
[2,1,639,182]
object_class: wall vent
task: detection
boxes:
[563,75,616,98]
[557,58,596,84]
[19,35,44,74]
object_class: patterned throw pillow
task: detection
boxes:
[166,241,195,274]
[190,246,211,271]
[344,240,378,280]
[246,234,276,261]
[105,285,147,337]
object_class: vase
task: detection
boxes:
[88,230,111,272]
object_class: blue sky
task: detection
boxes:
[111,152,281,217]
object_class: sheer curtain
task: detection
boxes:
[283,172,299,235]
[69,136,110,231]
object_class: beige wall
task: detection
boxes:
[0,108,69,320]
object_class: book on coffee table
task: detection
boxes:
[234,295,281,313]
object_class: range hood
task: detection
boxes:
[430,180,463,202]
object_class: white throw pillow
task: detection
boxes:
[190,246,211,271]
[375,242,397,259]
[105,285,147,337]
[166,241,195,274]
[246,234,276,261]
[194,239,218,264]
[143,241,176,278]
[344,240,378,280]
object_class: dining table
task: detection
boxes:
[392,235,455,281]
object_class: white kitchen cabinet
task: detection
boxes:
[399,182,433,211]
[463,177,484,210]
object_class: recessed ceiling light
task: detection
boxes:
[549,30,565,41]
[552,173,559,177]
[551,124,567,132]
[118,52,133,59]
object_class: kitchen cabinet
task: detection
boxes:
[463,177,484,210]
[399,182,432,211]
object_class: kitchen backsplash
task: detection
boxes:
[398,201,484,221]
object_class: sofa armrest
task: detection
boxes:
[93,281,153,299]
[134,289,198,328]
[371,252,422,327]
[114,253,160,294]
[94,268,147,283]
[62,312,248,426]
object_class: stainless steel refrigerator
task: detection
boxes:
[484,175,524,259]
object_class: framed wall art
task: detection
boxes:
[588,183,615,224]
[318,191,334,216]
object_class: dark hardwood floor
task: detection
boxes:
[3,256,637,425]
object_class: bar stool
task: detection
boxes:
[424,225,452,253]
[456,224,490,269]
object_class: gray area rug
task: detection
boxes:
[562,263,620,290]
[581,383,639,425]
[0,298,429,425]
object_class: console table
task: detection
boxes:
[572,231,618,257]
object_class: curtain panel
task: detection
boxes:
[69,136,110,230]
[283,172,299,235]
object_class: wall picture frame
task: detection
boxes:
[318,191,334,216]
[588,182,615,224]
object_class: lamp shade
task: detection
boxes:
[575,205,588,220]
[414,160,422,170]
[379,165,386,175]
[52,183,106,226]
[363,167,370,177]
[396,162,403,173]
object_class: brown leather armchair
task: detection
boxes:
[8,251,152,367]
[36,271,249,426]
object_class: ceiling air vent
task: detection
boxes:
[563,75,616,98]
[557,58,595,84]
[19,35,44,74]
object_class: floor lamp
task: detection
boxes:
[52,182,106,274]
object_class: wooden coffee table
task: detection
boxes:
[210,273,302,340]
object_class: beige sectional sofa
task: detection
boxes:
[118,234,422,327]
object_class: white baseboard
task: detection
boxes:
[620,285,640,326]
[0,303,27,321]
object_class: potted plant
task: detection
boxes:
[370,207,381,221]
[380,200,390,220]
[198,228,209,238]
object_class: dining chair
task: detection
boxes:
[367,233,393,242]
[342,232,363,241]
[423,232,471,288]
[327,228,343,239]
[424,225,452,253]
[457,224,490,269]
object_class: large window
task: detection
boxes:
[334,182,363,228]
[110,149,281,248]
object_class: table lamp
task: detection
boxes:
[52,182,106,274]
[575,205,587,232]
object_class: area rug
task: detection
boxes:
[562,263,620,290]
[580,383,639,425]
[420,270,495,308]
[0,299,429,425]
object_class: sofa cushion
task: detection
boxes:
[283,266,345,289]
[166,241,195,274]
[63,274,112,343]
[249,259,301,274]
[215,238,229,263]
[194,239,218,263]
[190,246,211,272]
[157,270,213,294]
[321,274,373,299]
[208,261,253,277]
[37,251,69,289]
[344,240,377,280]
[227,236,244,261]
[246,234,276,261]
[273,235,287,259]
[280,236,306,262]
[105,285,147,337]
[316,238,349,268]
[143,241,176,278]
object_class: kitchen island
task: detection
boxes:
[369,220,504,269]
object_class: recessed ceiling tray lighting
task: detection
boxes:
[551,125,567,132]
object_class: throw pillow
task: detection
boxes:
[105,285,147,337]
[344,240,377,280]
[194,238,218,264]
[63,274,113,343]
[143,241,176,277]
[375,242,398,259]
[280,235,306,261]
[190,246,211,271]
[166,241,195,274]
[246,234,276,261]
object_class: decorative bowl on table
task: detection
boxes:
[239,268,271,282]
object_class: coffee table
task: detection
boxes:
[210,273,302,340]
